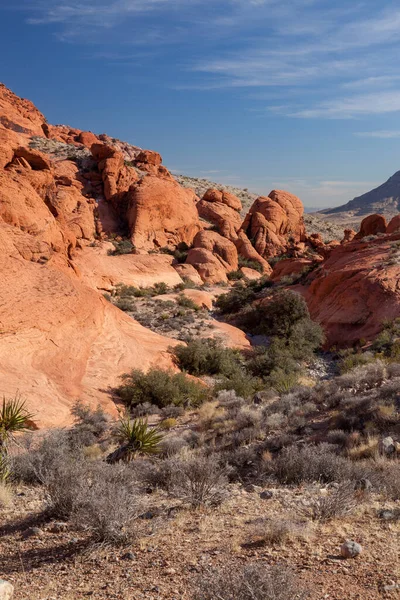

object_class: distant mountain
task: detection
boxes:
[320,171,400,222]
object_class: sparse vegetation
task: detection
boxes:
[192,563,309,600]
[116,368,209,409]
[107,239,135,255]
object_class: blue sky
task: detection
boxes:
[2,1,400,208]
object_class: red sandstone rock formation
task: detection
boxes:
[386,215,400,234]
[126,175,201,251]
[0,85,183,426]
[304,235,400,347]
[355,214,387,239]
[196,188,243,241]
[240,189,305,258]
[271,258,314,282]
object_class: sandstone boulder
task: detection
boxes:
[193,230,238,272]
[240,189,305,258]
[186,248,228,284]
[387,215,400,234]
[202,188,242,211]
[127,176,201,251]
[77,131,98,147]
[197,188,242,241]
[235,231,272,275]
[13,147,51,171]
[355,214,387,239]
[271,258,313,282]
[240,267,262,280]
[173,263,203,285]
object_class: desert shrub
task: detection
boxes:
[159,435,188,457]
[214,371,263,399]
[116,368,209,409]
[70,401,109,446]
[251,518,308,546]
[0,482,13,507]
[168,453,229,508]
[174,278,197,291]
[271,444,352,484]
[108,240,134,255]
[241,290,316,340]
[215,283,258,315]
[176,294,200,310]
[172,338,241,377]
[227,270,244,281]
[301,482,357,521]
[338,350,375,374]
[372,317,400,358]
[152,281,170,295]
[114,297,135,312]
[71,462,142,544]
[192,562,309,600]
[238,257,264,273]
[245,340,306,386]
[11,430,76,485]
[44,450,91,519]
[159,417,177,430]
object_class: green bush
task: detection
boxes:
[372,318,400,359]
[237,257,264,273]
[108,240,134,256]
[242,290,309,338]
[176,294,200,310]
[338,350,375,374]
[215,283,257,315]
[227,270,244,281]
[172,338,241,377]
[214,371,263,399]
[116,368,209,409]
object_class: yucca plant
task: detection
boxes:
[0,394,34,481]
[107,417,163,464]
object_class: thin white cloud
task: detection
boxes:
[292,91,400,118]
[14,0,400,120]
[355,130,400,139]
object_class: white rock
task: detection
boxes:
[0,580,14,600]
[340,540,362,559]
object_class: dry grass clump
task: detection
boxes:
[270,444,352,485]
[0,482,13,507]
[300,482,357,522]
[168,453,229,508]
[192,562,309,600]
[249,518,309,546]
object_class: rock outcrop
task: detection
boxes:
[355,214,387,239]
[197,188,243,241]
[241,189,305,258]
[127,175,201,251]
[304,234,400,347]
[0,85,184,426]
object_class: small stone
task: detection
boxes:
[259,490,273,500]
[383,583,399,592]
[378,509,400,522]
[340,540,362,559]
[379,436,396,456]
[355,478,373,491]
[48,522,68,533]
[164,568,176,575]
[122,552,136,561]
[21,526,43,539]
[0,579,14,599]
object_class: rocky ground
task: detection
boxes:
[1,434,399,600]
